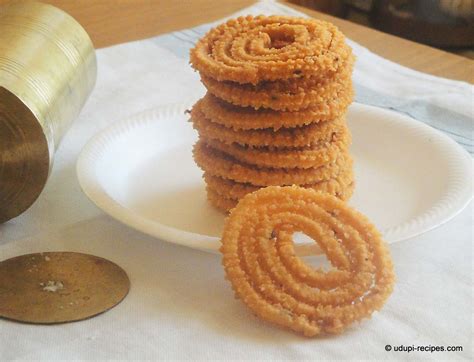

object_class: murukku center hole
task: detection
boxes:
[267,30,295,49]
[301,255,333,272]
[293,232,333,271]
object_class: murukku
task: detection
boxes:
[191,107,349,148]
[201,72,353,111]
[204,171,354,203]
[207,188,237,213]
[201,131,350,169]
[206,183,355,213]
[190,15,352,84]
[220,186,395,336]
[193,140,352,186]
[197,93,350,131]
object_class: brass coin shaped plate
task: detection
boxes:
[0,252,130,324]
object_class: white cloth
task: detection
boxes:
[0,1,472,360]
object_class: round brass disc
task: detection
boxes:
[0,252,130,324]
[0,86,50,223]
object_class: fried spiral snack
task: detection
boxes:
[220,186,395,336]
[190,15,352,84]
[194,141,352,186]
[204,171,354,203]
[198,94,350,131]
[202,131,350,169]
[201,72,353,111]
[205,181,355,213]
[206,188,238,213]
[191,107,348,148]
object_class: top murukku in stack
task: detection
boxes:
[189,15,355,212]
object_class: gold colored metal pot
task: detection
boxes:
[0,1,97,223]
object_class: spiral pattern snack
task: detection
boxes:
[204,171,354,204]
[202,133,350,169]
[189,15,355,212]
[201,73,353,111]
[194,141,352,186]
[198,94,350,131]
[220,186,395,336]
[190,15,352,84]
[205,177,355,213]
[207,188,238,213]
[191,107,348,148]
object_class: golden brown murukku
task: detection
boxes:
[191,107,348,148]
[206,188,237,213]
[202,131,350,169]
[220,186,395,336]
[204,171,354,203]
[193,140,352,186]
[197,93,350,131]
[201,72,353,111]
[207,184,355,213]
[206,183,355,213]
[190,15,352,84]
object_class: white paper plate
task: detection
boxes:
[77,103,472,254]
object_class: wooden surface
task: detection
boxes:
[2,0,473,83]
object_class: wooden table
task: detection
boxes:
[2,0,473,83]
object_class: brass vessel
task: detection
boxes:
[0,1,97,223]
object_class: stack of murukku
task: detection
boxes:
[190,15,355,212]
